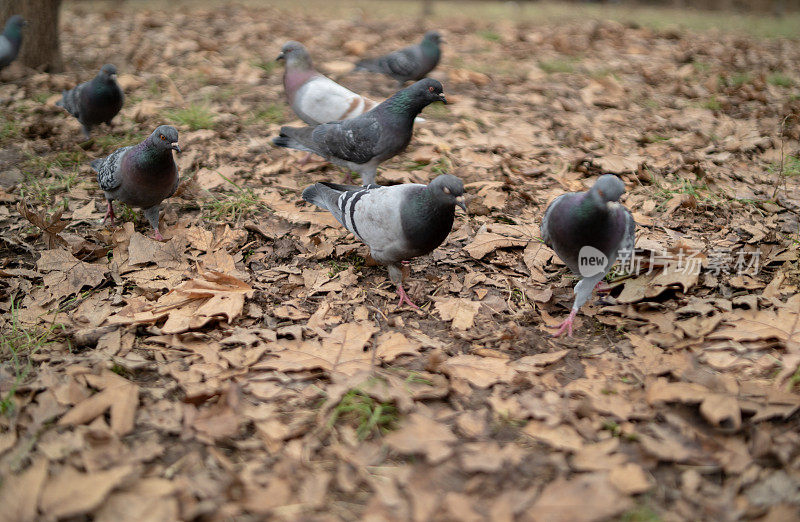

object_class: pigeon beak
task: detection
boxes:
[276,52,285,61]
[109,73,118,81]
[170,142,181,153]
[456,196,467,213]
[438,94,448,104]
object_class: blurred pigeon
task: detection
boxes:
[354,31,442,85]
[302,174,466,308]
[91,125,181,241]
[541,174,635,337]
[0,15,25,71]
[278,41,378,126]
[57,64,124,139]
[273,78,446,186]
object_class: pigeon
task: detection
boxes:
[91,125,181,241]
[273,78,446,186]
[56,64,124,139]
[0,15,25,71]
[354,31,442,85]
[540,174,636,337]
[278,41,378,126]
[302,174,466,308]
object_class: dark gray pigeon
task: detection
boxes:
[354,31,442,85]
[541,174,636,337]
[0,15,25,71]
[91,125,181,241]
[302,174,466,308]
[57,64,124,139]
[273,78,446,186]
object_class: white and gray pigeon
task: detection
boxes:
[541,174,636,337]
[278,41,378,127]
[91,125,181,241]
[302,174,466,308]
[56,64,124,139]
[273,78,446,186]
[354,31,442,85]
[0,15,25,71]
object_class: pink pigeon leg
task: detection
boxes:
[551,309,577,338]
[102,200,116,224]
[396,284,420,310]
[153,229,164,241]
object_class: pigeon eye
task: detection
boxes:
[428,86,435,92]
[160,135,166,141]
[442,187,451,195]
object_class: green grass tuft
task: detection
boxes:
[251,59,279,75]
[769,155,800,178]
[618,502,662,522]
[204,175,263,223]
[478,29,501,42]
[719,72,751,88]
[539,58,578,74]
[167,103,217,130]
[702,96,722,111]
[768,72,794,88]
[250,103,286,125]
[327,253,365,277]
[0,300,66,416]
[328,388,399,440]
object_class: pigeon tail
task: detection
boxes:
[353,59,379,73]
[273,126,317,155]
[90,158,104,172]
[301,182,347,225]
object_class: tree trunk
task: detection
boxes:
[0,0,63,72]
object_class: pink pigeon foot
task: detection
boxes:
[550,309,577,338]
[396,284,420,310]
[102,201,116,225]
[153,229,164,241]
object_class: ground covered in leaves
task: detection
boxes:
[1,2,800,520]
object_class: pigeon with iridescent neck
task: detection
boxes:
[272,78,446,186]
[354,31,442,85]
[0,15,25,71]
[541,174,636,337]
[57,64,124,139]
[91,125,180,241]
[302,174,466,308]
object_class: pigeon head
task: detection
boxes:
[277,41,312,69]
[428,174,466,211]
[4,15,25,39]
[148,125,181,153]
[98,64,118,83]
[592,174,625,203]
[423,31,442,45]
[403,78,447,107]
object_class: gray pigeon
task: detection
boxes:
[273,78,446,186]
[56,64,124,139]
[354,31,442,85]
[540,174,636,337]
[302,174,466,308]
[0,15,25,71]
[91,125,181,241]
